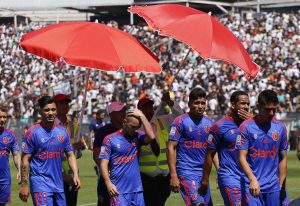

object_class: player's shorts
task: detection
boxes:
[0,184,10,204]
[32,192,66,206]
[110,192,144,206]
[179,175,212,206]
[219,185,241,206]
[242,191,280,206]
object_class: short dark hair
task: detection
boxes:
[38,96,55,109]
[258,90,279,106]
[189,88,206,103]
[0,107,7,113]
[96,109,105,115]
[230,91,248,104]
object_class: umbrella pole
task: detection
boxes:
[76,68,91,143]
[170,47,192,85]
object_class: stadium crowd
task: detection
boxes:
[0,11,299,120]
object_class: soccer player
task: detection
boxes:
[236,90,289,206]
[99,109,155,206]
[93,101,126,206]
[89,110,106,150]
[19,96,80,206]
[0,108,21,206]
[199,90,252,206]
[167,88,213,206]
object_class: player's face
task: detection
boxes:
[123,116,141,138]
[258,102,278,123]
[55,100,69,115]
[0,111,7,129]
[188,97,206,117]
[235,95,250,113]
[40,103,57,124]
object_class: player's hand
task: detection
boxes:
[238,109,253,120]
[127,109,145,119]
[170,176,180,193]
[16,171,21,183]
[107,182,119,196]
[249,178,260,197]
[198,181,209,196]
[19,184,30,202]
[73,175,81,191]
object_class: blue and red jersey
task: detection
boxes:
[99,131,146,194]
[0,129,19,184]
[22,123,73,193]
[169,113,213,175]
[207,116,242,187]
[236,117,288,193]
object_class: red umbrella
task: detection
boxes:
[129,4,260,78]
[20,22,161,141]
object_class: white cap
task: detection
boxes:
[107,101,125,114]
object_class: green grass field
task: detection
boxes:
[9,151,300,206]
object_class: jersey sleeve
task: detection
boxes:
[99,136,112,160]
[207,123,220,150]
[10,131,20,152]
[64,129,74,153]
[236,123,249,150]
[168,116,183,142]
[22,129,35,154]
[137,133,147,146]
[279,123,288,151]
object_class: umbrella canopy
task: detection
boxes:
[129,4,260,78]
[20,22,161,73]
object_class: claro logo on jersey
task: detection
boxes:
[184,140,207,149]
[38,151,62,159]
[249,145,279,159]
[114,150,137,165]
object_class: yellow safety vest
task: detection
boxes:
[139,118,169,175]
[62,121,79,174]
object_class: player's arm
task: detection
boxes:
[128,109,155,144]
[279,150,287,188]
[12,151,21,181]
[66,151,81,190]
[167,140,180,192]
[199,149,217,196]
[100,159,119,196]
[238,150,260,197]
[19,153,32,202]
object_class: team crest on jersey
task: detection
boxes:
[253,134,258,139]
[2,137,9,144]
[57,135,64,142]
[272,132,279,141]
[204,126,210,133]
[191,193,198,201]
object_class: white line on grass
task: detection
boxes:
[79,203,97,206]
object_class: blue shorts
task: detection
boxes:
[219,185,241,206]
[242,191,280,206]
[32,192,66,206]
[110,192,144,206]
[179,175,212,206]
[0,184,10,204]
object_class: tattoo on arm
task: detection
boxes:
[20,156,30,186]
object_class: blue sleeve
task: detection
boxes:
[22,130,35,154]
[207,123,220,150]
[236,123,249,150]
[99,136,111,160]
[64,129,74,153]
[138,133,147,146]
[168,116,183,142]
[279,123,288,151]
[11,132,20,152]
[89,121,94,132]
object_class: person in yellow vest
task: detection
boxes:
[137,92,182,206]
[54,94,83,206]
